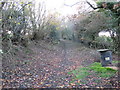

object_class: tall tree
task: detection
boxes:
[87,1,120,53]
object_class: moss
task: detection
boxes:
[89,62,117,77]
[112,60,120,64]
[68,67,91,80]
[68,62,117,83]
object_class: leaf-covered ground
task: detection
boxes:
[2,40,119,88]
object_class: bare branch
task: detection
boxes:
[86,1,97,10]
[64,2,80,7]
[0,2,5,10]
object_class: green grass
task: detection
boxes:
[89,62,117,78]
[68,62,117,83]
[112,60,120,64]
[71,67,91,79]
[68,67,91,81]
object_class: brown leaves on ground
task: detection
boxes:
[2,40,119,88]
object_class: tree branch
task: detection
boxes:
[64,2,80,7]
[86,1,98,10]
[0,2,5,10]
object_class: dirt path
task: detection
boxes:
[2,40,118,88]
[24,40,99,88]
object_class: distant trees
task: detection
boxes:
[72,11,110,49]
[47,13,61,41]
[72,0,120,53]
[74,12,107,40]
[1,0,119,54]
[0,1,64,68]
[0,1,63,54]
[28,2,49,40]
[87,1,120,53]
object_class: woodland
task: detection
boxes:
[0,0,120,88]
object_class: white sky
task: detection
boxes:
[99,31,111,37]
[35,0,96,16]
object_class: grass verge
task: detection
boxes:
[68,62,118,84]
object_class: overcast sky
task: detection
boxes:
[35,0,96,16]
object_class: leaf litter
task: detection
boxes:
[2,40,119,88]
